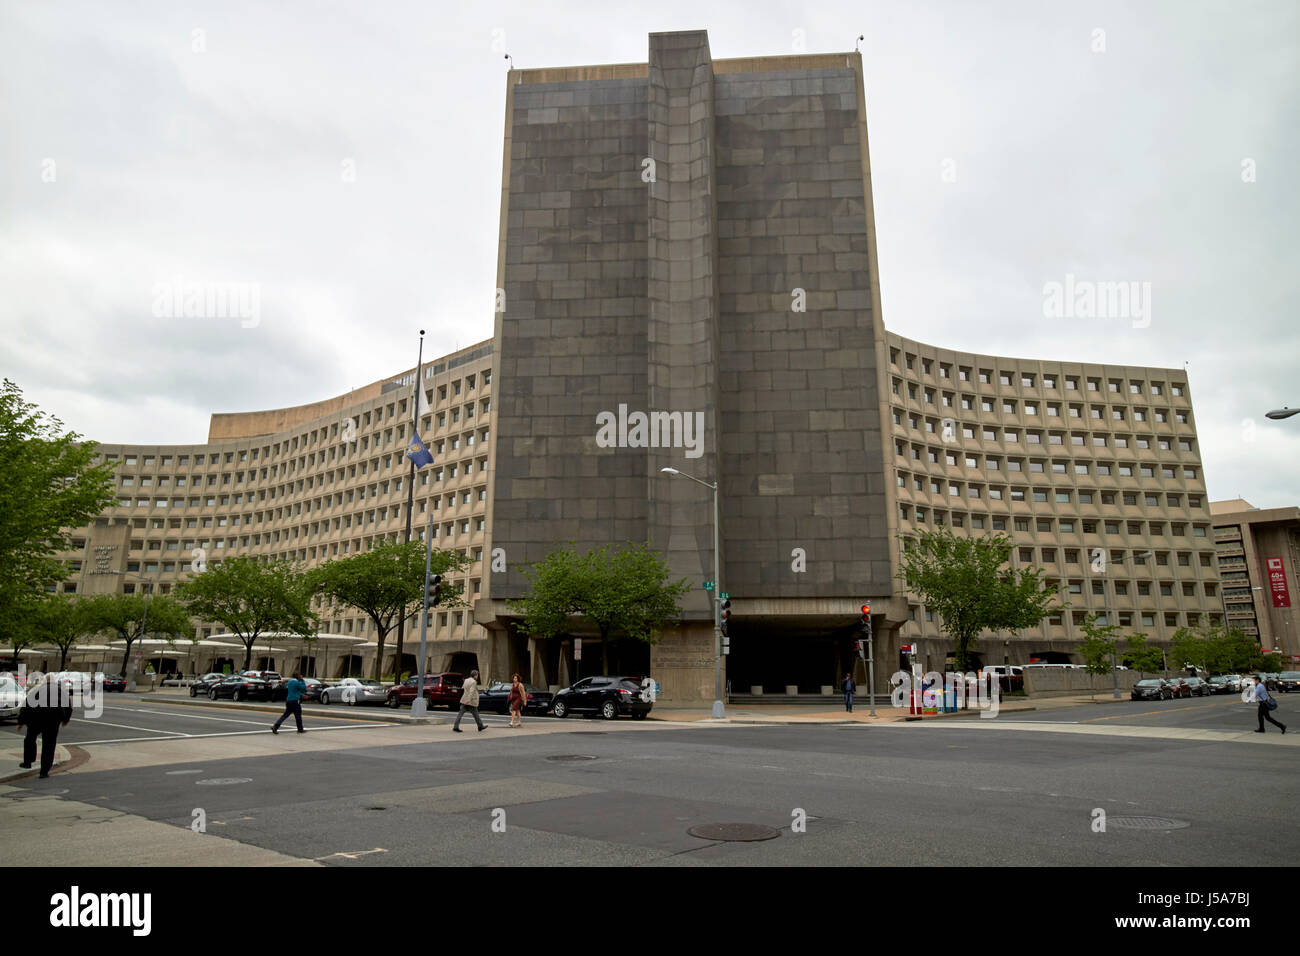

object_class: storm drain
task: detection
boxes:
[546,754,598,762]
[1108,816,1191,830]
[688,823,781,842]
[365,806,388,811]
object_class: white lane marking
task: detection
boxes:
[314,848,387,861]
[108,707,273,726]
[71,724,376,746]
[76,719,185,735]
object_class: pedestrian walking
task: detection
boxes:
[508,673,525,728]
[1252,673,1287,734]
[271,671,307,734]
[842,672,856,712]
[453,669,486,732]
[17,675,73,778]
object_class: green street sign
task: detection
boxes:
[720,592,730,601]
[703,581,714,590]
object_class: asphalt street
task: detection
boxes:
[2,694,1294,866]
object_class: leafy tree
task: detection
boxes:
[80,593,193,676]
[173,557,315,671]
[1077,613,1121,697]
[28,594,89,671]
[896,528,1062,672]
[1173,622,1273,675]
[0,380,116,635]
[510,542,690,672]
[308,539,468,680]
[1124,633,1166,678]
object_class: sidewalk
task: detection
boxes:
[648,694,1136,724]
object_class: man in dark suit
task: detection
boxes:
[17,676,73,778]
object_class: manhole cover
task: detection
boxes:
[687,823,781,842]
[195,777,253,786]
[1108,816,1191,830]
[365,806,388,811]
[546,754,598,761]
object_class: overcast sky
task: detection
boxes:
[2,0,1296,508]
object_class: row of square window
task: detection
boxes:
[894,419,1193,445]
[111,459,488,509]
[895,448,1199,479]
[888,352,1186,397]
[899,476,1201,509]
[907,607,1215,629]
[96,369,491,469]
[110,429,489,487]
[892,390,1190,424]
[896,508,1214,539]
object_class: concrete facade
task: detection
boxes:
[1210,498,1300,660]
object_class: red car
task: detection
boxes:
[1165,678,1193,699]
[386,673,464,709]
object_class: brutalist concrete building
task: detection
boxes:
[480,30,1219,703]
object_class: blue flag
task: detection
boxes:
[406,432,434,469]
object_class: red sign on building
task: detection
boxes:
[1266,557,1291,608]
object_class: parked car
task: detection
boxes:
[386,673,464,709]
[1207,676,1232,695]
[1276,672,1300,693]
[190,673,229,697]
[1221,674,1244,693]
[1165,678,1193,699]
[301,677,325,701]
[320,678,387,706]
[1131,679,1172,701]
[208,674,276,701]
[479,681,555,715]
[241,670,286,701]
[98,673,127,692]
[550,676,652,720]
[0,675,23,722]
[1182,677,1212,697]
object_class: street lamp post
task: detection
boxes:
[660,467,724,719]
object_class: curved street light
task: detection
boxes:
[1265,407,1299,420]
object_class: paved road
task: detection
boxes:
[3,711,1294,866]
[998,692,1293,733]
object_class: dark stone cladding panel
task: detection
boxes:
[714,68,891,599]
[493,78,650,600]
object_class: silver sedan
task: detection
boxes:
[319,678,387,706]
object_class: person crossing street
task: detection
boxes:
[271,672,308,734]
[453,669,486,732]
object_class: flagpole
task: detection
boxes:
[391,329,424,683]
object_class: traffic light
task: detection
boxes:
[720,598,731,635]
[860,603,872,632]
[425,573,442,610]
[856,639,867,661]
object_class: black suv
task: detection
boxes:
[550,676,652,720]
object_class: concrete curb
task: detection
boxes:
[136,694,445,725]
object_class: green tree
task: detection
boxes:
[896,528,1062,672]
[308,539,468,680]
[81,592,193,676]
[1077,613,1121,697]
[28,594,89,671]
[0,380,117,634]
[173,557,315,671]
[1124,633,1166,678]
[510,542,691,672]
